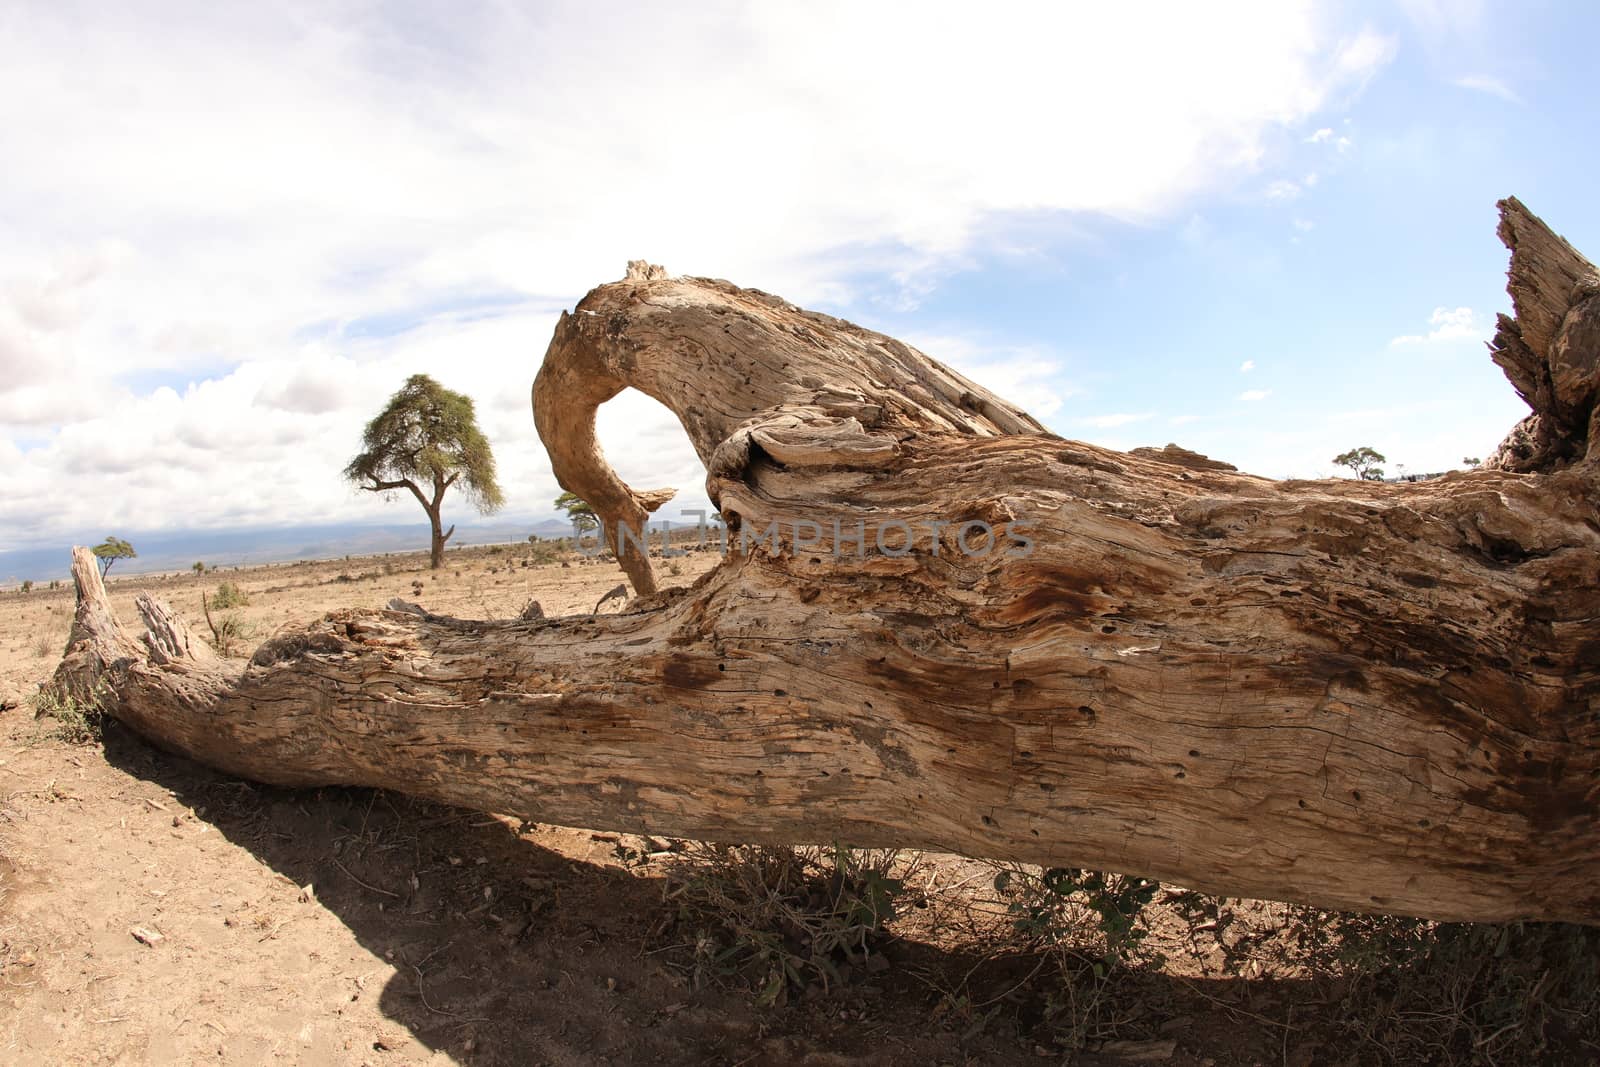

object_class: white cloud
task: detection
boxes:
[1239,389,1272,401]
[0,2,1394,543]
[902,334,1075,419]
[1265,179,1304,200]
[1453,75,1521,103]
[1305,128,1335,143]
[1080,412,1154,429]
[1239,359,1256,373]
[1390,306,1483,346]
[1292,218,1316,232]
[1170,414,1205,425]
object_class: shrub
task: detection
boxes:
[1282,910,1600,1062]
[31,684,104,745]
[201,587,254,655]
[207,612,253,656]
[993,865,1159,966]
[662,843,911,1006]
[986,864,1161,1048]
[211,581,249,609]
[525,540,562,565]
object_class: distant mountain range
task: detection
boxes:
[0,518,581,586]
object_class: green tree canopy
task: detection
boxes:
[345,374,504,568]
[554,490,599,534]
[1332,446,1387,481]
[92,536,137,576]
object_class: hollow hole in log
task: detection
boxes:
[593,385,708,543]
[774,688,787,697]
[1078,705,1096,721]
[1101,625,1117,634]
[1189,749,1200,757]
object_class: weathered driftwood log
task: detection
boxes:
[56,199,1599,923]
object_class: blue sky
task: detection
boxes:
[1,1,1595,554]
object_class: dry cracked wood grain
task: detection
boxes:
[56,200,1600,923]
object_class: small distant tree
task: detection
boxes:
[1332,446,1387,481]
[1463,456,1482,468]
[192,561,206,575]
[93,536,137,576]
[20,580,32,594]
[345,375,505,569]
[555,491,599,535]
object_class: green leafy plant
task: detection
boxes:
[993,866,1159,965]
[210,581,249,609]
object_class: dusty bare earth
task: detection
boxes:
[0,543,1592,1065]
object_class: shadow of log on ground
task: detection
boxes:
[94,722,1325,1067]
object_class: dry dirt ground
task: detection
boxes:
[0,544,1581,1065]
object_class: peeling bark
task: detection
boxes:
[55,200,1600,924]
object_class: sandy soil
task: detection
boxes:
[0,544,1333,1066]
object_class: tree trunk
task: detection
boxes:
[427,508,453,570]
[54,205,1600,924]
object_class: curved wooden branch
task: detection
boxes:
[56,201,1600,924]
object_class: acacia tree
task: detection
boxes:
[1332,445,1386,480]
[553,490,598,535]
[345,375,504,569]
[92,536,136,577]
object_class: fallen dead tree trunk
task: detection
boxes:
[55,200,1599,923]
